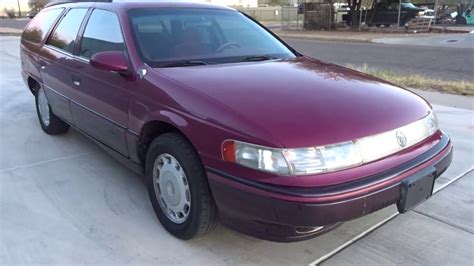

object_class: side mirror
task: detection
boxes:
[90,51,128,73]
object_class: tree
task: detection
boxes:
[17,0,21,17]
[4,8,16,18]
[29,0,49,12]
[347,0,362,28]
[268,0,290,6]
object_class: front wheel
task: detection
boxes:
[35,87,69,135]
[145,133,217,240]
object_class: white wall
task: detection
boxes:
[204,0,259,8]
[112,0,258,8]
[0,0,29,12]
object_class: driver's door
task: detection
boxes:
[69,8,130,156]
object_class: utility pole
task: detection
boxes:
[433,0,438,25]
[17,0,22,18]
[397,0,401,27]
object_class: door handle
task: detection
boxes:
[39,60,46,70]
[72,74,81,86]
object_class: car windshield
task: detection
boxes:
[128,8,296,67]
[401,3,418,9]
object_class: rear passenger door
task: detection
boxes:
[68,9,130,156]
[40,8,89,123]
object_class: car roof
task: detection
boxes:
[46,0,235,11]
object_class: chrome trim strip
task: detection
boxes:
[44,44,90,63]
[356,112,437,163]
[43,84,127,129]
[128,130,140,136]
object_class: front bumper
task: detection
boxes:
[207,133,453,242]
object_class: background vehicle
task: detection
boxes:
[456,3,474,24]
[26,11,38,18]
[421,8,435,18]
[344,0,425,26]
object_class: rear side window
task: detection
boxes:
[46,8,88,54]
[79,9,124,59]
[22,8,64,44]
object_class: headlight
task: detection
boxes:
[226,142,290,175]
[222,140,363,175]
[425,111,438,135]
[222,112,439,176]
[286,142,363,174]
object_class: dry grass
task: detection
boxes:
[346,64,474,96]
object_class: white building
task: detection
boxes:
[203,0,258,7]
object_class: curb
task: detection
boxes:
[0,27,22,36]
[273,27,471,43]
[275,33,372,43]
[431,26,473,34]
[0,32,22,36]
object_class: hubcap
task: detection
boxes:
[153,153,191,224]
[37,88,50,126]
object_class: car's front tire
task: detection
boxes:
[145,133,217,240]
[35,87,69,135]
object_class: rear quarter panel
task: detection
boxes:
[20,39,43,88]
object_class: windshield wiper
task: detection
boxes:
[159,60,209,68]
[241,55,276,62]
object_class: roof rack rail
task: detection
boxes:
[45,0,112,8]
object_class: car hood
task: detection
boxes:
[156,57,431,148]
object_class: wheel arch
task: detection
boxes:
[136,120,200,165]
[27,76,40,95]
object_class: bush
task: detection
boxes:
[29,0,49,12]
[346,63,474,96]
[4,8,16,18]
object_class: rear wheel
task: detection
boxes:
[35,87,69,135]
[145,133,217,240]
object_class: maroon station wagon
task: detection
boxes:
[20,0,453,242]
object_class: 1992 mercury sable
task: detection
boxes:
[21,0,453,242]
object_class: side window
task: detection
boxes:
[22,8,64,44]
[46,8,88,54]
[79,9,124,59]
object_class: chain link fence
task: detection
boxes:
[281,6,304,30]
[303,3,334,30]
[281,3,337,31]
[238,7,282,22]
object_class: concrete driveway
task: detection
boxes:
[1,36,473,264]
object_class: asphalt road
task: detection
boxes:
[0,18,28,30]
[1,36,473,264]
[284,38,474,81]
